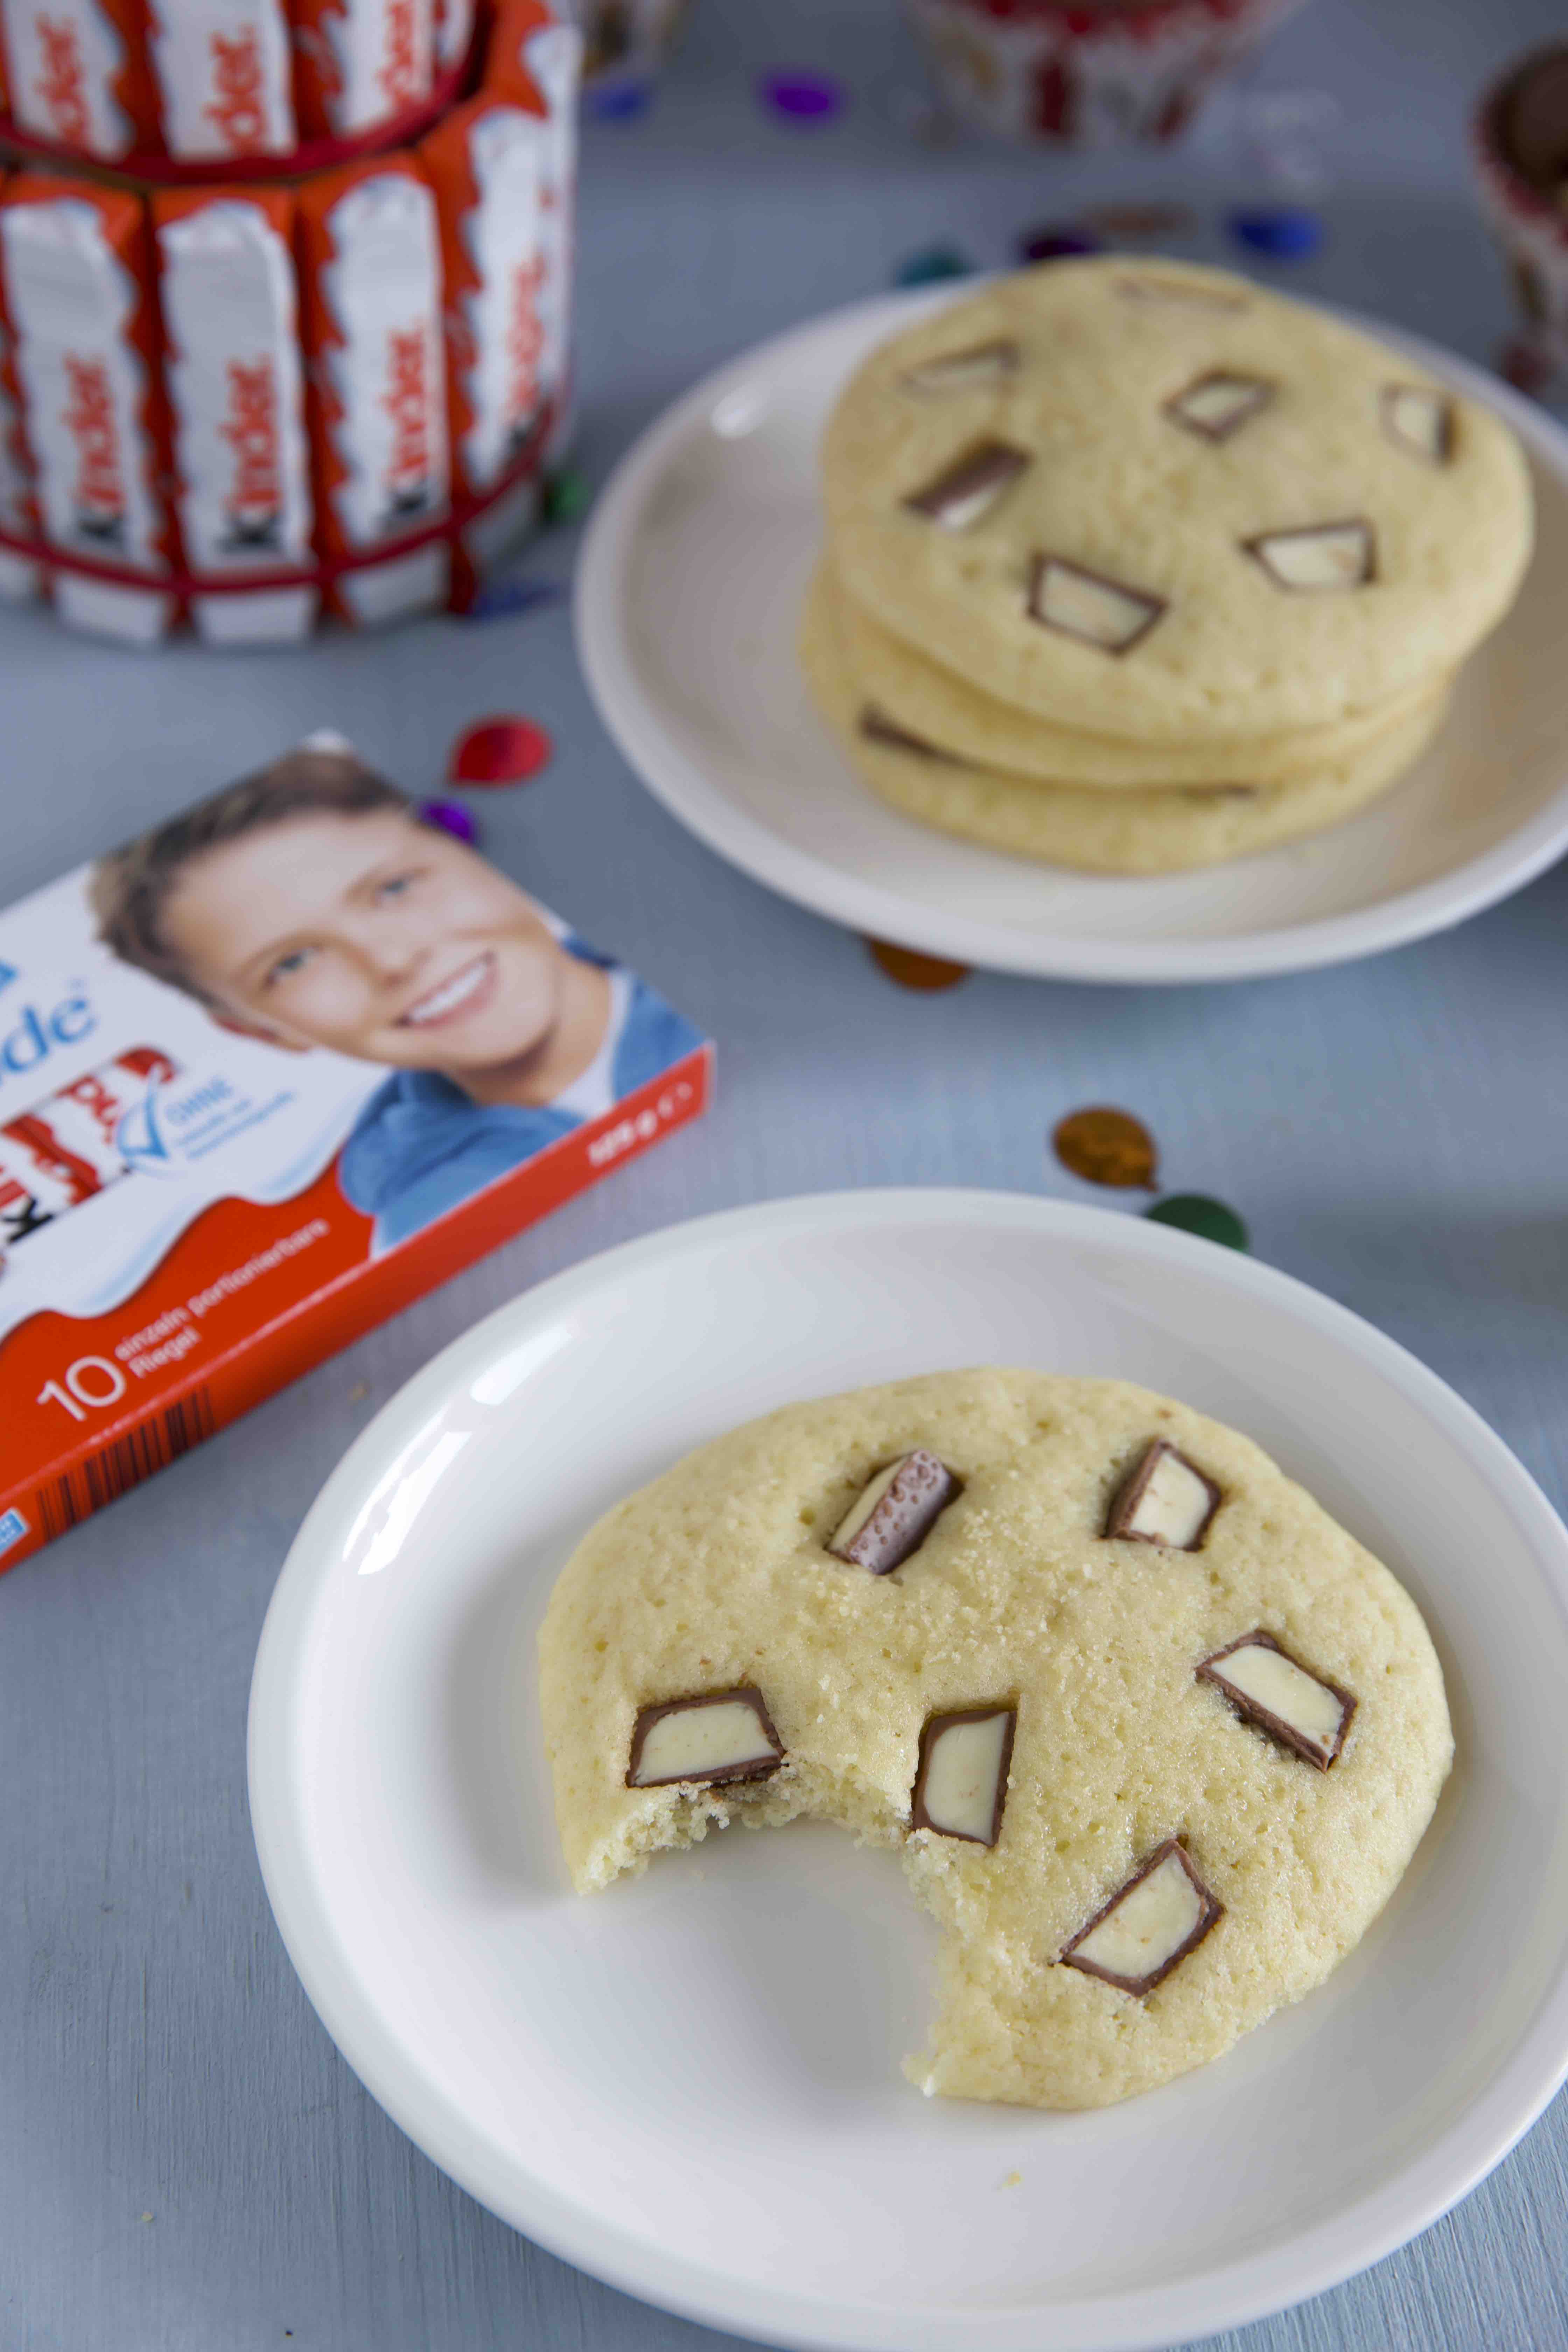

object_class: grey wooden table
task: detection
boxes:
[4,1,1568,2345]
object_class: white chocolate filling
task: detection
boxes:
[1070,1850,1205,1984]
[1034,559,1159,650]
[1122,1446,1214,1547]
[919,1710,1011,1842]
[1385,385,1451,463]
[1209,1640,1346,1756]
[630,1700,777,1785]
[1250,521,1373,591]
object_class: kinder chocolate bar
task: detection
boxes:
[292,0,433,138]
[0,176,176,643]
[420,90,544,554]
[146,0,296,159]
[485,0,581,450]
[153,189,316,644]
[0,0,158,158]
[0,1047,179,1216]
[296,156,449,622]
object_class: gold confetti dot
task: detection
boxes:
[1052,1106,1158,1189]
[866,937,971,992]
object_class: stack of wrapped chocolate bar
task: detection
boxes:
[0,0,579,643]
[802,257,1536,873]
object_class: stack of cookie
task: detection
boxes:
[803,258,1535,874]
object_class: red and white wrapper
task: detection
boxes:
[292,0,434,139]
[902,0,1309,145]
[0,176,176,642]
[0,1047,178,1239]
[1475,53,1568,383]
[146,0,296,159]
[0,351,40,604]
[0,0,158,158]
[297,155,450,623]
[486,0,580,455]
[153,188,316,643]
[434,0,471,70]
[421,90,545,564]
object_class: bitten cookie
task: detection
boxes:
[538,1368,1453,2110]
[822,257,1532,741]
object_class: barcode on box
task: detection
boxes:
[36,1388,217,1539]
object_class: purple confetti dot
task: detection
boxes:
[419,798,479,845]
[1017,225,1100,266]
[759,68,843,124]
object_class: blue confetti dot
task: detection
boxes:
[760,69,843,124]
[895,246,973,287]
[586,78,652,122]
[464,576,564,622]
[419,798,479,846]
[1017,225,1099,265]
[1226,207,1323,262]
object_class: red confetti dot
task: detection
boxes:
[865,937,969,992]
[448,715,554,786]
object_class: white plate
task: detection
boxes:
[575,289,1568,983]
[249,1189,1568,2352]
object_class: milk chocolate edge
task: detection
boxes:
[1239,518,1378,588]
[902,438,1032,523]
[899,338,1021,394]
[909,1701,1017,1846]
[1196,1629,1357,1770]
[1380,382,1455,464]
[625,1684,786,1789]
[1104,1436,1223,1550]
[1026,553,1168,655]
[859,705,956,762]
[826,1448,962,1574]
[1162,370,1276,442]
[1060,1836,1224,1995]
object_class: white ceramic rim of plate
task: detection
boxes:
[248,1188,1568,2352]
[574,286,1568,984]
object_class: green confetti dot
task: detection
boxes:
[1143,1194,1250,1252]
[542,468,591,525]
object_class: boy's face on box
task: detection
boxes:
[160,808,569,1074]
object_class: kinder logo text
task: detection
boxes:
[62,355,126,544]
[31,13,90,147]
[203,26,267,151]
[220,357,282,548]
[376,0,419,110]
[381,326,430,518]
[0,992,96,1083]
[505,258,543,441]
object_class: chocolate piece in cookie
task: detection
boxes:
[828,1447,960,1573]
[904,441,1031,532]
[1382,385,1454,466]
[627,1688,785,1787]
[1244,519,1376,592]
[911,1704,1016,1845]
[900,339,1020,397]
[1163,371,1274,443]
[1027,555,1166,653]
[1105,1438,1222,1550]
[1198,1631,1355,1770]
[1062,1840,1223,1995]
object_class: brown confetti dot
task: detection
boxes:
[866,938,970,991]
[1084,201,1194,239]
[1052,1106,1158,1189]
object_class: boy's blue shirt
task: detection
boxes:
[336,945,703,1249]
